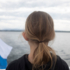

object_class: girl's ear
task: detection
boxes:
[22,32,28,41]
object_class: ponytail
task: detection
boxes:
[32,42,57,70]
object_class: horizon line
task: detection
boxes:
[0,30,70,32]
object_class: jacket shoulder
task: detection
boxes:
[6,59,18,70]
[54,55,69,70]
[6,55,25,70]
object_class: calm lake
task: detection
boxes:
[0,32,70,67]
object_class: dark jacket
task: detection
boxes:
[6,54,69,70]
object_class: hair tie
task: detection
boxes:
[38,41,44,43]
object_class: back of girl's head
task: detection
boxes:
[25,11,55,42]
[25,11,56,70]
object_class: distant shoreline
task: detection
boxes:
[0,30,70,33]
[0,30,24,32]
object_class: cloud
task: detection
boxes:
[0,0,70,9]
[0,0,70,30]
[0,7,70,20]
[0,21,25,30]
[54,19,70,31]
[0,7,70,14]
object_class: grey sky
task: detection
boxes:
[0,0,70,30]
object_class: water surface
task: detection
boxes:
[0,32,70,66]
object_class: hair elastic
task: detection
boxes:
[38,41,44,43]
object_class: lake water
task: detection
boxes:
[0,32,70,67]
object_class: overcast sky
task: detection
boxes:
[0,0,70,31]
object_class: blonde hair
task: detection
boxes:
[24,11,57,70]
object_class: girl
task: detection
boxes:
[6,11,69,70]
